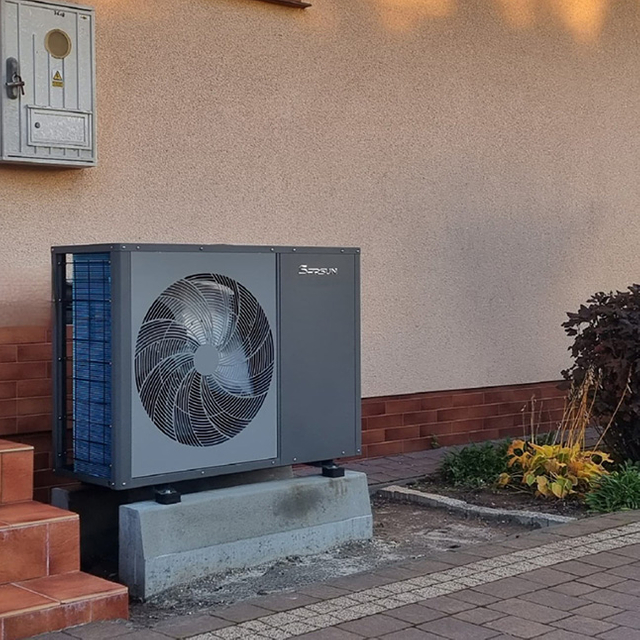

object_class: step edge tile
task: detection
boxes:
[0,585,59,619]
[16,575,128,606]
[56,585,128,605]
[0,600,58,619]
[0,442,34,453]
[0,514,78,528]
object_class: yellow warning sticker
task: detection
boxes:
[52,70,63,88]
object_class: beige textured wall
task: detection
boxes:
[1,0,639,397]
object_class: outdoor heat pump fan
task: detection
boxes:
[52,244,361,489]
[136,274,274,448]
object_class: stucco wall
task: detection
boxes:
[0,0,638,397]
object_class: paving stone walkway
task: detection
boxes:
[295,449,449,488]
[34,451,640,640]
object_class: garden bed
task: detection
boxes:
[408,475,589,519]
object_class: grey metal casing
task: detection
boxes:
[279,252,361,464]
[1,0,96,167]
[52,244,361,489]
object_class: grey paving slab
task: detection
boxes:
[416,551,485,567]
[484,615,555,639]
[609,578,640,595]
[610,544,640,560]
[576,572,627,588]
[215,603,275,622]
[384,604,446,625]
[453,608,505,625]
[501,534,567,550]
[338,613,410,637]
[418,617,500,640]
[64,622,137,640]
[414,596,474,615]
[326,572,395,591]
[598,629,640,640]
[152,615,230,638]
[487,598,569,624]
[246,593,320,612]
[609,563,640,580]
[401,559,454,574]
[578,552,631,569]
[549,582,597,597]
[604,611,640,629]
[472,577,542,599]
[296,585,353,600]
[569,603,624,619]
[552,561,602,577]
[101,632,169,640]
[379,629,447,640]
[535,631,591,640]
[582,588,640,610]
[520,589,586,612]
[374,566,425,580]
[549,615,617,636]
[296,630,362,640]
[523,568,576,587]
[450,591,500,607]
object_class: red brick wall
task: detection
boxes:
[361,381,566,457]
[0,326,78,503]
[0,325,567,501]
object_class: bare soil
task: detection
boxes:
[410,476,589,518]
[129,497,530,625]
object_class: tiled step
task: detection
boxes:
[0,440,33,504]
[0,502,79,585]
[0,572,128,640]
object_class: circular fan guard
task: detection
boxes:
[135,273,274,447]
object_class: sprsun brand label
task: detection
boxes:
[298,265,339,276]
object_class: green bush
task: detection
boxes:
[585,462,640,513]
[441,442,509,489]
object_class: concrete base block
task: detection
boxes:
[119,470,372,599]
[53,466,293,577]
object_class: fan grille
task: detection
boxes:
[135,273,274,447]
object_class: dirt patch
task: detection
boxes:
[410,477,589,518]
[130,497,530,625]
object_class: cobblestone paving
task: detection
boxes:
[39,510,640,640]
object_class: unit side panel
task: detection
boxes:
[112,249,131,487]
[279,253,360,463]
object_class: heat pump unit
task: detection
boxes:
[52,244,361,489]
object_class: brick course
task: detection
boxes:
[361,380,566,457]
[0,325,567,502]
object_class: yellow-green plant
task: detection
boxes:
[498,375,613,499]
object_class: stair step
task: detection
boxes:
[0,504,80,585]
[0,573,128,640]
[0,501,76,527]
[0,441,32,455]
[0,441,34,505]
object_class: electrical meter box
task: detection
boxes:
[0,0,95,167]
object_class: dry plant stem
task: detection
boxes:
[593,369,631,453]
[525,372,621,453]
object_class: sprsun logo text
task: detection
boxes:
[298,265,339,276]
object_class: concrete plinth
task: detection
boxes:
[119,470,372,599]
[52,466,293,577]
